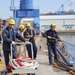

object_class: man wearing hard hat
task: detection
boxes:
[24,23,37,59]
[2,19,26,73]
[16,24,25,58]
[43,24,61,65]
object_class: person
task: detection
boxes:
[24,23,37,59]
[2,19,26,72]
[2,20,7,30]
[0,19,3,59]
[43,24,61,65]
[16,24,26,58]
[0,19,3,41]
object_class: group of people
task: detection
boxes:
[1,19,37,73]
[0,19,7,57]
[0,18,61,73]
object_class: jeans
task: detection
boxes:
[26,41,37,59]
[47,43,57,64]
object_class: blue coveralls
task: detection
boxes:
[43,29,60,64]
[2,26,26,67]
[24,29,37,59]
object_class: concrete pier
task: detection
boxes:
[36,51,58,75]
[0,36,69,75]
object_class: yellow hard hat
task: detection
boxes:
[50,24,56,28]
[18,24,24,30]
[26,23,31,27]
[9,19,15,25]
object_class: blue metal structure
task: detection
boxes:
[20,0,33,9]
[10,0,40,35]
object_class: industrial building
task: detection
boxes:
[21,15,75,32]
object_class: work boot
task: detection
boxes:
[49,63,52,66]
[7,69,12,73]
[31,73,35,75]
[27,73,31,75]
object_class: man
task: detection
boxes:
[24,23,37,59]
[0,19,3,59]
[16,24,25,58]
[43,24,60,65]
[2,20,7,30]
[0,19,3,41]
[2,19,26,72]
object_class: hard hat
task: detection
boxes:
[9,19,15,25]
[26,23,31,27]
[18,24,24,30]
[50,24,56,28]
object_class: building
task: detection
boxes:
[21,15,75,32]
[40,15,75,31]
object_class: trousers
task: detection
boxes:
[26,41,37,59]
[3,50,16,66]
[47,43,57,64]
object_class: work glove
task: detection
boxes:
[57,39,63,42]
[26,41,30,44]
[12,41,15,44]
[47,36,51,39]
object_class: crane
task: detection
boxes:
[10,0,40,35]
[65,0,75,12]
[56,0,75,15]
[10,0,15,11]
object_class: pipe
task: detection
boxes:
[57,61,75,72]
[57,47,72,66]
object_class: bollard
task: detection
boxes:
[39,46,42,50]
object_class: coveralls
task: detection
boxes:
[2,26,26,69]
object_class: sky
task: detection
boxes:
[0,0,75,19]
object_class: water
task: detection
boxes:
[59,34,75,64]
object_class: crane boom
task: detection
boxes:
[56,0,75,15]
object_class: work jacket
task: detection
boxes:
[43,29,60,44]
[24,29,35,42]
[2,26,26,51]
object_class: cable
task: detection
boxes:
[52,49,75,75]
[63,0,70,5]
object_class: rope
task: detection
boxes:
[46,36,75,47]
[53,59,75,75]
[60,40,75,47]
[69,71,75,75]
